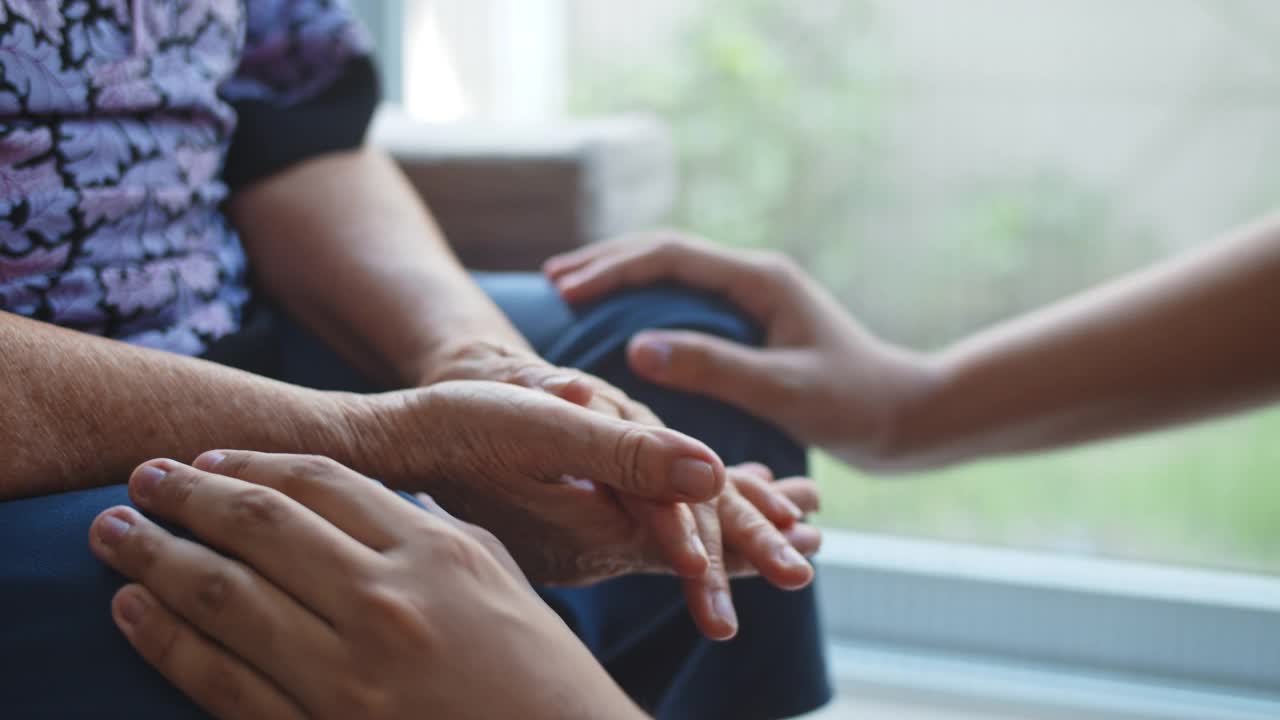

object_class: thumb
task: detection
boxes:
[628,330,785,419]
[425,381,728,504]
[475,384,729,503]
[562,411,728,503]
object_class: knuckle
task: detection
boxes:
[357,585,438,653]
[275,454,351,499]
[226,487,289,533]
[610,427,653,491]
[212,451,252,479]
[331,679,395,719]
[739,513,776,540]
[428,527,492,576]
[653,229,700,250]
[511,364,550,388]
[652,234,685,256]
[724,495,774,539]
[465,525,505,558]
[702,548,730,584]
[201,656,246,713]
[651,237,698,266]
[288,454,344,482]
[749,249,800,285]
[136,607,181,667]
[191,567,236,617]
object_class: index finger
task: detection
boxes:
[110,584,307,720]
[127,459,387,620]
[551,237,778,322]
[193,451,435,549]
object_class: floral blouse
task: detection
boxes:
[0,0,377,355]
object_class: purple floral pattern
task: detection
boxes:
[0,0,369,354]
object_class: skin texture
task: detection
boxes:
[227,146,823,633]
[88,451,651,720]
[227,148,531,391]
[419,340,816,635]
[2,147,820,639]
[0,313,820,636]
[545,214,1280,471]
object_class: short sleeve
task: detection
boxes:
[219,0,381,190]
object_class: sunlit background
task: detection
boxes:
[569,0,1280,580]
[351,2,1280,718]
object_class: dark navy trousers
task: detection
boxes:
[0,274,830,719]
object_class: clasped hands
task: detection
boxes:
[402,338,823,639]
[85,345,823,718]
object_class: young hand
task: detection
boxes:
[546,232,934,468]
[88,453,648,720]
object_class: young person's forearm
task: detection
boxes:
[0,312,359,499]
[886,213,1280,468]
[228,147,529,390]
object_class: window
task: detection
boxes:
[568,0,1280,577]
[360,2,1280,716]
[351,0,567,123]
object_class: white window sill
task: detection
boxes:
[813,531,1280,719]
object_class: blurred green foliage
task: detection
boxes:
[814,405,1280,576]
[572,0,1161,348]
[573,0,880,254]
[572,0,1279,574]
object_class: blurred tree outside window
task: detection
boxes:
[569,0,1280,575]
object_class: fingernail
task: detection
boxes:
[671,459,717,500]
[132,465,168,499]
[194,451,226,471]
[97,513,133,546]
[713,590,738,633]
[632,338,672,376]
[784,498,805,520]
[777,545,809,570]
[117,592,147,628]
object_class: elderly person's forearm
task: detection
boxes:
[0,311,358,499]
[228,147,531,390]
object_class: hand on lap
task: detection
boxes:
[89,453,646,720]
[417,344,823,640]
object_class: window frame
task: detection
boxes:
[816,531,1280,717]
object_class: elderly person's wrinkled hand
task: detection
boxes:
[422,340,821,638]
[339,380,821,640]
